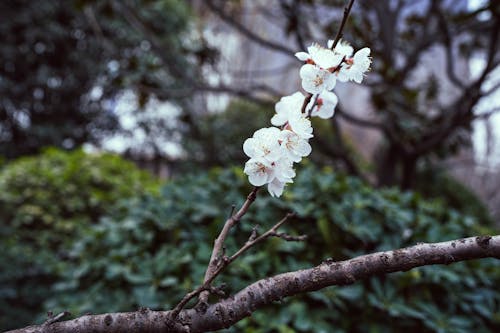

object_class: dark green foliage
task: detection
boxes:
[0,148,159,330]
[0,0,116,157]
[416,168,494,227]
[0,0,201,158]
[44,165,500,332]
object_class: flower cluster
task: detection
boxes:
[296,39,371,93]
[243,39,371,197]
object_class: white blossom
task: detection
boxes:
[279,130,312,162]
[294,51,310,62]
[243,39,372,198]
[243,127,281,161]
[271,92,304,126]
[308,43,344,69]
[328,39,354,58]
[244,158,275,186]
[307,91,338,119]
[337,47,371,83]
[267,178,289,197]
[286,115,313,140]
[299,64,336,94]
[273,157,296,182]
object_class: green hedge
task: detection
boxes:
[0,148,159,330]
[416,168,493,226]
[44,164,500,333]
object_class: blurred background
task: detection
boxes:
[1,0,499,332]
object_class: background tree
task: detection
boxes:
[0,0,215,159]
[195,0,500,192]
[2,1,500,332]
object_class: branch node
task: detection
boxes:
[138,307,151,315]
[476,235,492,249]
[228,204,236,218]
[44,311,70,326]
[248,225,259,243]
[210,283,227,297]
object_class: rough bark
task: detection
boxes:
[8,235,500,333]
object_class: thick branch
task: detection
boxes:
[9,235,500,333]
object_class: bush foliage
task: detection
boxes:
[43,164,499,333]
[0,148,159,330]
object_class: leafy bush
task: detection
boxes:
[416,168,493,226]
[0,148,159,330]
[45,164,500,332]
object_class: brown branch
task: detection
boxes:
[435,5,467,89]
[330,0,356,50]
[171,212,295,317]
[205,0,296,58]
[43,311,70,326]
[139,82,279,105]
[198,187,259,304]
[301,94,313,114]
[8,235,500,333]
[335,105,385,130]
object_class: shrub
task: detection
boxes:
[416,168,494,226]
[0,148,159,330]
[45,164,500,332]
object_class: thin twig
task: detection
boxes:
[228,204,236,218]
[205,0,296,58]
[44,311,70,326]
[330,0,356,50]
[171,212,296,318]
[307,94,320,118]
[229,212,297,261]
[269,232,307,242]
[198,187,259,304]
[301,94,313,114]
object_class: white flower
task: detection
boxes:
[296,43,344,69]
[243,127,281,161]
[286,115,313,140]
[337,47,371,83]
[299,64,336,94]
[308,43,343,69]
[279,130,312,162]
[307,90,338,119]
[328,39,354,58]
[244,40,373,196]
[267,178,289,197]
[294,51,310,62]
[267,158,295,197]
[273,157,296,182]
[244,158,275,186]
[294,43,321,63]
[271,92,305,126]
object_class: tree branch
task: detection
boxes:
[435,5,467,89]
[171,212,296,317]
[198,187,259,303]
[205,0,296,58]
[330,0,356,50]
[8,235,500,333]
